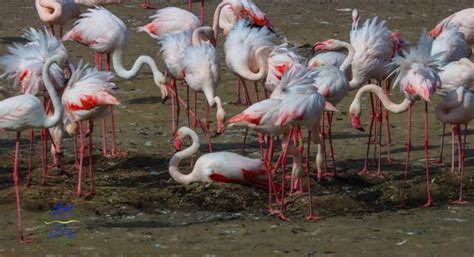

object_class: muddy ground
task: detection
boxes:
[0,0,473,256]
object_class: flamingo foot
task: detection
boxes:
[268,207,280,215]
[372,171,385,179]
[278,211,291,222]
[321,172,336,177]
[75,190,82,197]
[452,198,469,205]
[357,168,370,176]
[306,213,324,221]
[105,149,128,158]
[141,3,155,9]
[432,159,444,166]
[422,198,434,208]
[19,234,33,244]
[84,190,96,198]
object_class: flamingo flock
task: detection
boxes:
[0,1,472,242]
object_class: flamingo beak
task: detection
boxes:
[420,88,432,102]
[324,102,339,112]
[174,138,182,151]
[161,85,169,104]
[351,114,364,132]
[311,43,326,56]
[216,120,225,135]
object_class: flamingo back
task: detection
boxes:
[159,31,192,79]
[63,6,128,53]
[265,41,303,91]
[309,66,349,105]
[439,59,474,93]
[431,25,471,66]
[139,7,200,38]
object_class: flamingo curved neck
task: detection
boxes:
[438,87,465,110]
[240,47,269,81]
[339,41,355,74]
[348,75,366,91]
[192,27,213,45]
[112,48,167,97]
[351,84,413,116]
[169,129,200,184]
[36,0,62,23]
[41,55,64,128]
[212,1,230,40]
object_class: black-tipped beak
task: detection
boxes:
[161,95,168,104]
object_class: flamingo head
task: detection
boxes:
[351,114,364,132]
[174,131,183,151]
[310,39,342,55]
[216,108,226,136]
[240,8,274,32]
[349,99,364,132]
[351,9,360,29]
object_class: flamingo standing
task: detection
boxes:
[169,126,270,188]
[0,53,67,242]
[264,41,303,94]
[0,27,68,186]
[225,20,274,105]
[434,86,473,204]
[139,7,201,39]
[431,25,472,66]
[350,33,441,207]
[63,6,168,157]
[35,0,81,37]
[61,61,119,196]
[430,8,474,45]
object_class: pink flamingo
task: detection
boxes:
[431,25,472,66]
[159,26,217,137]
[430,8,474,45]
[225,20,274,105]
[0,27,68,186]
[435,86,473,204]
[264,41,303,94]
[139,7,201,39]
[212,0,274,40]
[61,61,119,196]
[63,6,168,157]
[350,33,441,207]
[0,53,67,242]
[170,126,270,189]
[35,0,80,37]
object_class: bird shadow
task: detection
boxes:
[0,37,27,45]
[124,96,165,105]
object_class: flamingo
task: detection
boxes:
[139,7,201,39]
[159,26,216,137]
[434,86,473,204]
[430,8,474,45]
[0,27,68,186]
[169,126,270,189]
[75,0,128,6]
[63,6,168,157]
[264,41,303,94]
[431,25,472,66]
[225,20,274,105]
[212,0,274,40]
[60,61,119,196]
[0,53,67,242]
[350,32,441,207]
[35,0,81,37]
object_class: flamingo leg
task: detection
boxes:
[142,0,154,9]
[360,94,376,175]
[399,105,412,208]
[234,77,244,105]
[186,85,191,127]
[453,124,468,204]
[375,104,384,178]
[193,91,198,129]
[205,103,213,152]
[241,128,248,155]
[326,112,336,175]
[73,134,79,170]
[278,127,294,221]
[171,79,177,134]
[101,118,107,157]
[41,128,48,186]
[200,0,205,23]
[49,25,55,36]
[87,120,96,196]
[175,79,181,131]
[26,129,34,187]
[435,123,446,165]
[254,82,260,102]
[306,130,322,220]
[318,114,329,179]
[266,137,279,215]
[383,80,393,164]
[13,132,30,243]
[241,79,252,106]
[451,125,456,173]
[76,121,85,197]
[422,102,433,208]
[188,0,192,11]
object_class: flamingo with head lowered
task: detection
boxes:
[0,52,67,242]
[35,0,80,37]
[63,6,168,158]
[350,32,441,208]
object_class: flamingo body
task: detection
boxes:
[139,7,201,39]
[430,8,474,45]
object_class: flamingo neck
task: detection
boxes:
[339,41,355,75]
[212,2,231,41]
[351,84,414,118]
[36,0,62,23]
[41,55,64,128]
[192,26,213,45]
[240,46,270,81]
[112,48,167,99]
[168,128,200,184]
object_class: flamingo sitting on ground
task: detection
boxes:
[430,8,474,45]
[63,6,168,157]
[169,126,270,189]
[434,86,473,204]
[35,0,80,37]
[225,20,274,105]
[0,53,67,242]
[61,61,119,196]
[350,32,441,207]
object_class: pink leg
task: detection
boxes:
[360,94,376,175]
[318,114,329,180]
[453,124,468,204]
[278,127,293,221]
[450,125,456,173]
[241,79,252,106]
[241,128,248,155]
[193,91,198,129]
[399,105,412,208]
[234,78,244,105]
[49,25,55,36]
[254,82,260,102]
[175,79,181,130]
[186,86,191,127]
[200,0,205,23]
[422,102,433,208]
[109,106,126,157]
[374,105,384,178]
[206,102,210,131]
[170,79,177,134]
[26,129,34,187]
[188,0,192,11]
[13,132,30,243]
[142,0,154,9]
[87,121,96,196]
[383,81,393,164]
[306,130,322,220]
[266,137,279,215]
[73,134,79,170]
[41,128,48,186]
[435,124,446,165]
[76,122,85,197]
[205,103,213,152]
[326,112,336,174]
[101,118,107,157]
